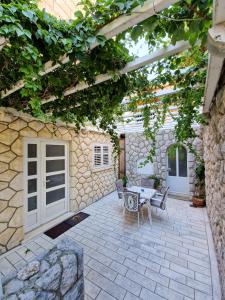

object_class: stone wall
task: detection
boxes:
[0,107,116,254]
[125,128,202,194]
[203,81,225,297]
[1,237,84,300]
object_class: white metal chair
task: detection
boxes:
[122,191,146,226]
[150,187,170,218]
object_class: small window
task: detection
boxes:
[93,144,110,168]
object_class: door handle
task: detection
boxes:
[46,179,51,182]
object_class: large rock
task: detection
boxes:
[60,254,77,295]
[36,264,61,291]
[17,261,40,280]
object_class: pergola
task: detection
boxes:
[0,0,224,114]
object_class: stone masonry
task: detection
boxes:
[1,237,84,300]
[0,107,116,254]
[125,129,203,194]
[203,78,225,297]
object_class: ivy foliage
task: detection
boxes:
[0,0,146,150]
[0,0,213,157]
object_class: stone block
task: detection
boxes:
[0,207,16,222]
[10,173,23,191]
[36,264,61,291]
[17,260,40,280]
[29,121,44,132]
[0,129,18,145]
[9,191,23,207]
[9,119,27,131]
[0,188,15,201]
[7,227,23,250]
[0,143,10,154]
[60,254,77,295]
[10,157,23,172]
[11,139,23,156]
[20,127,37,137]
[0,227,16,246]
[9,207,23,227]
[38,127,52,138]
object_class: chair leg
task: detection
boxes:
[141,209,144,223]
[138,212,140,227]
[123,207,125,216]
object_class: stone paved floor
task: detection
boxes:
[0,192,220,299]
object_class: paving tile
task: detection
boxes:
[188,262,211,276]
[96,290,117,300]
[124,258,146,275]
[140,288,166,300]
[186,277,212,295]
[160,266,186,284]
[126,269,156,292]
[115,274,141,296]
[165,253,188,267]
[117,248,138,261]
[124,292,140,300]
[137,256,160,273]
[195,272,212,285]
[179,252,210,269]
[87,270,126,300]
[87,249,112,266]
[85,278,101,299]
[97,246,125,264]
[170,262,194,278]
[145,268,169,287]
[110,261,128,276]
[88,258,117,281]
[155,284,184,300]
[169,279,194,298]
[195,290,213,300]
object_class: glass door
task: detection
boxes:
[167,145,189,195]
[24,139,68,232]
[42,142,68,222]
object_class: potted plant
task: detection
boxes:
[122,175,128,187]
[192,162,206,207]
[148,175,161,190]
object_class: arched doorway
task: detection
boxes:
[166,145,189,195]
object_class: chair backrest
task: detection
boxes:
[141,178,154,188]
[123,191,139,212]
[160,187,170,210]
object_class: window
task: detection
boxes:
[93,144,110,168]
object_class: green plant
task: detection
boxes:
[122,175,128,187]
[148,175,161,190]
[0,0,213,160]
[194,161,205,198]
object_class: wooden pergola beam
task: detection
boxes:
[0,0,179,99]
[43,41,190,104]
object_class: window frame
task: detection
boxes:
[92,143,111,169]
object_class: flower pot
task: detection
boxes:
[192,196,206,208]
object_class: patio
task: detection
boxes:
[0,191,220,300]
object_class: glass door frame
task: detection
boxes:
[167,145,188,178]
[24,138,69,233]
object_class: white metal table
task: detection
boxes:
[127,186,156,225]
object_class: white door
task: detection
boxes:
[24,139,68,232]
[166,145,189,195]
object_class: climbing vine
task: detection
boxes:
[0,0,213,156]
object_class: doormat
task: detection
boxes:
[44,212,90,239]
